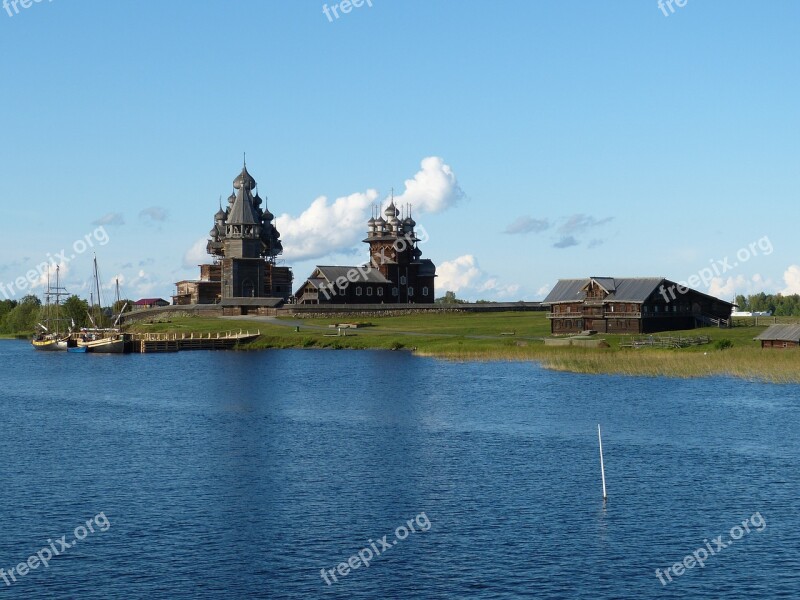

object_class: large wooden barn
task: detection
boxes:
[542,277,734,335]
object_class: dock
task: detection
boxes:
[129,330,261,353]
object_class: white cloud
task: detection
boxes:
[781,265,800,295]
[277,190,379,262]
[278,156,462,262]
[393,156,464,214]
[183,237,209,268]
[437,255,482,292]
[708,274,772,299]
[437,255,520,299]
[536,284,552,298]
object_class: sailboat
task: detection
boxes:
[75,257,129,354]
[31,266,71,351]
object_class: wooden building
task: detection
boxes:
[174,162,293,314]
[294,200,436,305]
[542,277,734,335]
[133,298,170,309]
[754,324,800,349]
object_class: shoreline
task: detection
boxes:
[10,310,800,384]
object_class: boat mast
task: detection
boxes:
[93,255,103,328]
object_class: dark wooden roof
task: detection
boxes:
[754,324,800,342]
[313,266,390,284]
[543,277,665,304]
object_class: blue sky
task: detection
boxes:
[1,0,798,302]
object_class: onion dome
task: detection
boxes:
[233,166,256,191]
[262,206,274,222]
[390,216,401,230]
[374,216,387,231]
[209,227,219,237]
[404,216,416,228]
[253,193,263,208]
[215,208,226,221]
[384,202,399,218]
[228,193,236,205]
[413,247,422,260]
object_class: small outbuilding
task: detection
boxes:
[754,324,800,349]
[134,298,170,309]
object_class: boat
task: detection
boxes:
[76,257,130,354]
[31,266,72,351]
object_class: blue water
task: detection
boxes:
[0,340,798,599]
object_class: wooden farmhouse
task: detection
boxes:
[542,277,734,335]
[755,324,800,349]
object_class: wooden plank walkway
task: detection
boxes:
[129,330,261,353]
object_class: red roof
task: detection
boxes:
[134,298,168,305]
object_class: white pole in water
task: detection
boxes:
[598,424,607,501]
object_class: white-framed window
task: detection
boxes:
[356,287,363,296]
[377,287,384,297]
[400,276,407,285]
[392,287,399,297]
[367,287,373,296]
[422,287,429,296]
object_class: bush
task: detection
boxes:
[715,339,734,351]
[390,341,405,351]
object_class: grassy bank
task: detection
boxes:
[125,312,800,383]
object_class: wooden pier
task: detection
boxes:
[129,330,261,353]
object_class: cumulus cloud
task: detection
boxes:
[504,216,550,235]
[781,265,800,295]
[278,156,462,262]
[93,212,125,227]
[437,255,520,299]
[553,236,579,249]
[393,156,464,214]
[139,206,168,223]
[708,274,772,299]
[183,237,209,268]
[278,190,379,261]
[536,284,552,298]
[437,255,483,292]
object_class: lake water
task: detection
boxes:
[0,340,798,598]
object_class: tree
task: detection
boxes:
[3,296,43,334]
[62,295,90,329]
[435,291,466,305]
[113,299,134,314]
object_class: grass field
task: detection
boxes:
[122,311,800,383]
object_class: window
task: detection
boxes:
[367,287,373,296]
[377,287,384,297]
[400,276,407,285]
[356,287,363,297]
[422,287,429,296]
[408,287,414,297]
[392,287,399,297]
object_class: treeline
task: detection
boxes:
[734,293,800,316]
[0,295,93,334]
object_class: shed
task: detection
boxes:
[754,324,800,349]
